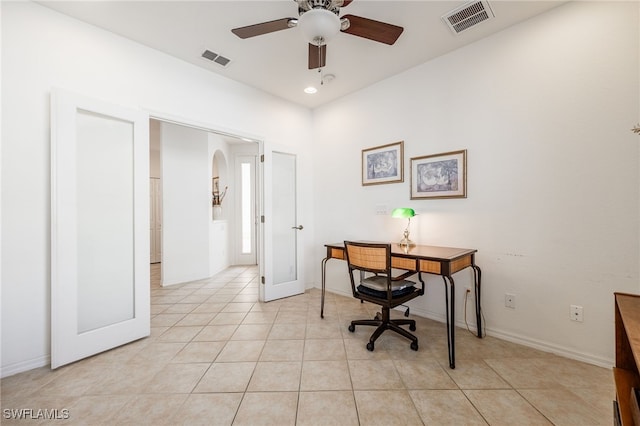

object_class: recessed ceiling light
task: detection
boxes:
[304,86,318,94]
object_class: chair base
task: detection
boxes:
[348,306,418,351]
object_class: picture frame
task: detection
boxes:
[362,141,404,186]
[410,149,467,199]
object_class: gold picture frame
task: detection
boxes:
[410,150,467,199]
[361,141,404,186]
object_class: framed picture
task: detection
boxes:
[410,150,467,199]
[362,141,404,186]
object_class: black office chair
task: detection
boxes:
[344,241,424,351]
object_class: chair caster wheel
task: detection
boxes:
[409,324,416,331]
[374,313,382,320]
[348,324,355,332]
[366,342,374,351]
[410,341,418,351]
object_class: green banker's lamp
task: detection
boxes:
[392,208,416,247]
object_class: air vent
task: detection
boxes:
[201,50,232,67]
[442,1,495,34]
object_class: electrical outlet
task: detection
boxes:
[570,305,584,322]
[505,293,516,309]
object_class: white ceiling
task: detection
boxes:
[40,1,565,109]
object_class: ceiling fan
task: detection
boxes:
[231,0,404,70]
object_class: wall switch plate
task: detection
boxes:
[375,204,388,215]
[570,304,584,322]
[505,293,516,309]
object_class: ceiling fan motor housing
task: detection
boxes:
[297,0,342,16]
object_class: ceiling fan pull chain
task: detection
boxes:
[317,36,324,85]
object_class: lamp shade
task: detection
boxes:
[391,208,416,219]
[298,8,341,45]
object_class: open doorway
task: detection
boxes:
[148,119,259,288]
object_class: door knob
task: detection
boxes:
[292,225,304,230]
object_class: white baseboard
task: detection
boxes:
[484,326,613,368]
[1,355,50,379]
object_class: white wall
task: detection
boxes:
[161,123,210,285]
[0,2,314,376]
[313,1,640,366]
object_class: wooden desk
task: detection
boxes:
[321,242,482,369]
[613,292,640,426]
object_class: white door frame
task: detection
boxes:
[233,153,258,265]
[148,111,264,269]
[148,112,304,302]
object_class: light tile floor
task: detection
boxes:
[1,264,615,425]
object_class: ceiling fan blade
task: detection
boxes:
[308,43,327,69]
[341,14,404,45]
[341,0,354,6]
[231,18,295,39]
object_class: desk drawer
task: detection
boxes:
[330,248,345,260]
[451,256,472,274]
[392,257,417,270]
[420,260,441,274]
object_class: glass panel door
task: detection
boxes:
[261,145,304,302]
[51,89,150,368]
[272,152,297,284]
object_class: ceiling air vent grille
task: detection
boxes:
[201,50,231,67]
[442,1,495,35]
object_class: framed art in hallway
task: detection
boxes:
[362,141,404,186]
[410,149,467,199]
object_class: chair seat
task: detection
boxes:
[357,283,416,299]
[360,275,414,292]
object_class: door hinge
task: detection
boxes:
[260,154,264,163]
[261,276,265,284]
[261,215,265,223]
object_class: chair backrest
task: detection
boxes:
[343,241,391,274]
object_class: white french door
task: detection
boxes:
[260,145,305,302]
[51,89,150,369]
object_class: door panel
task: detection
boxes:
[261,146,304,302]
[76,110,135,333]
[51,89,150,369]
[272,152,297,284]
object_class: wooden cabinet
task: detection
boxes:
[614,293,640,426]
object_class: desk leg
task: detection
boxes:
[320,257,329,319]
[472,265,482,338]
[443,275,455,369]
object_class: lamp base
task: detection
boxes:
[398,229,415,248]
[398,238,415,248]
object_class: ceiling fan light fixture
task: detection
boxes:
[298,8,341,45]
